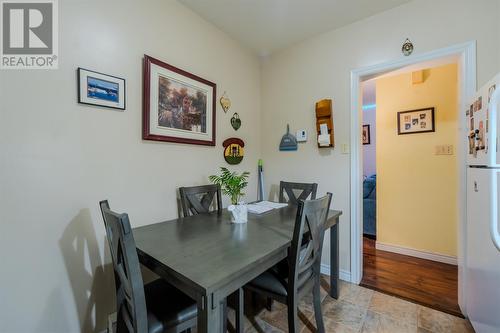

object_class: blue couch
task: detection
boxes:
[363,175,376,238]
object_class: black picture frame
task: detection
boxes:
[77,68,126,110]
[397,107,435,135]
[362,125,371,145]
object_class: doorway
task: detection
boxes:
[349,42,476,316]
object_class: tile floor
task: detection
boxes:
[225,276,475,333]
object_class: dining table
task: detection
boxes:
[133,203,342,333]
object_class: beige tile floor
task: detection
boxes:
[225,277,475,333]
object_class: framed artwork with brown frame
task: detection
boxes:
[143,55,216,146]
[397,107,435,135]
[362,125,371,145]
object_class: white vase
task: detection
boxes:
[228,203,248,224]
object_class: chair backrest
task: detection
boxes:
[99,200,147,333]
[179,184,222,217]
[279,181,318,205]
[289,193,332,296]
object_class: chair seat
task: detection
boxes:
[145,279,197,333]
[248,269,288,297]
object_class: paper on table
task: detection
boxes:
[247,204,274,214]
[247,201,288,214]
[256,201,288,209]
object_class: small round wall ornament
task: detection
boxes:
[220,91,231,113]
[230,112,241,130]
[223,138,244,165]
[402,38,414,56]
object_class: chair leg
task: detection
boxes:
[222,298,228,332]
[313,279,325,333]
[251,291,258,310]
[266,297,273,311]
[287,295,299,333]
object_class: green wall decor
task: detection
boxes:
[231,113,241,130]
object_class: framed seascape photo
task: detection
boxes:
[362,125,371,145]
[77,68,125,110]
[397,107,435,135]
[143,55,216,146]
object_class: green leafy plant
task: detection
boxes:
[209,167,250,205]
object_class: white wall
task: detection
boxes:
[362,107,376,177]
[1,0,500,331]
[261,0,500,275]
[0,0,261,332]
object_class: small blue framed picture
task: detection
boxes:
[78,68,125,110]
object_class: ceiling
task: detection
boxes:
[179,0,412,56]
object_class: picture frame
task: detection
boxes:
[77,68,126,110]
[397,107,435,135]
[362,125,371,145]
[143,55,216,146]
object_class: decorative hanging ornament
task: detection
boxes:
[402,38,414,56]
[220,91,231,113]
[223,138,244,165]
[230,112,241,130]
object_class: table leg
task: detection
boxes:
[235,288,244,333]
[197,294,223,333]
[329,219,339,299]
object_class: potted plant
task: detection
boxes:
[209,167,250,223]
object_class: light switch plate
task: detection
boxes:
[341,143,349,154]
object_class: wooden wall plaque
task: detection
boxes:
[315,99,334,148]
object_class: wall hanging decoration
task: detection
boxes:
[279,124,298,151]
[77,68,126,110]
[142,55,216,146]
[223,138,244,164]
[402,38,414,56]
[230,112,241,130]
[397,107,435,135]
[315,99,334,148]
[220,91,231,113]
[362,125,371,145]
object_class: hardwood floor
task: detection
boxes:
[361,237,463,317]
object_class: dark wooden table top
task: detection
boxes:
[133,205,341,293]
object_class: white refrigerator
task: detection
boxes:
[466,73,500,332]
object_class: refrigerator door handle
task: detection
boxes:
[491,170,500,251]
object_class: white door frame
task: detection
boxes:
[349,41,476,314]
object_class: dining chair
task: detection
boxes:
[179,184,222,217]
[245,193,332,333]
[99,200,197,333]
[279,181,318,205]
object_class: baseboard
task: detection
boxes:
[320,263,351,282]
[375,241,457,265]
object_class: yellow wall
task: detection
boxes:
[375,63,458,257]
